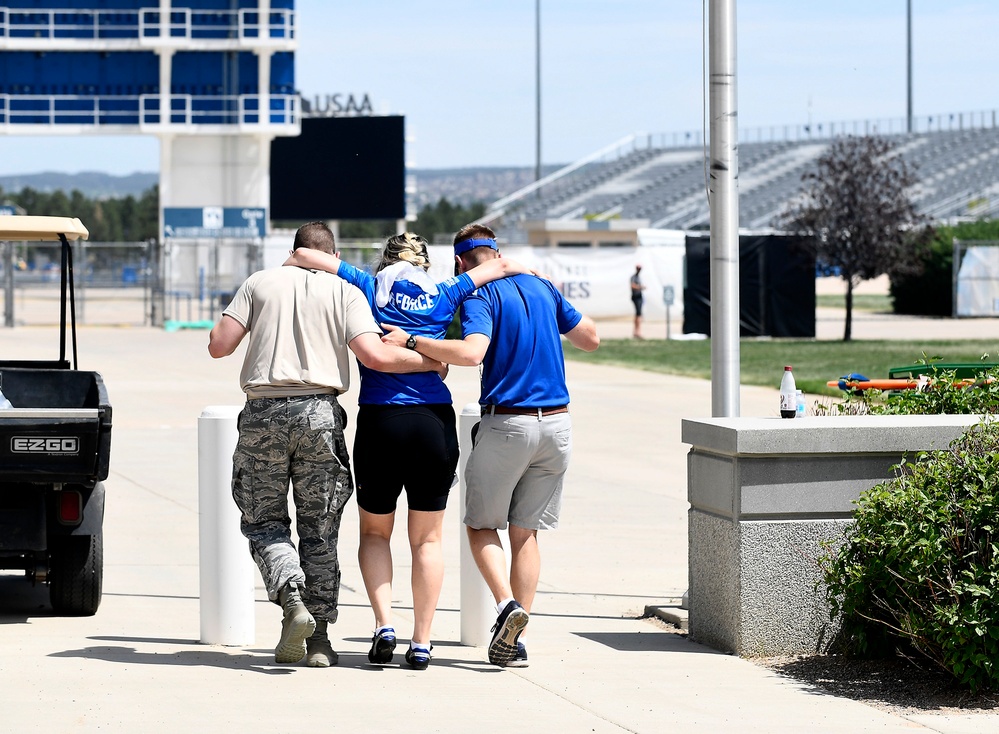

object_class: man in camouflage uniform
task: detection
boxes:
[209,221,442,667]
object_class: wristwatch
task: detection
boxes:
[405,334,417,350]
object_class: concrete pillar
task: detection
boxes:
[198,405,256,646]
[157,47,173,125]
[257,50,271,125]
[458,402,493,646]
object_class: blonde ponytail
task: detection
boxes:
[376,232,431,272]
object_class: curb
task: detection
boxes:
[645,603,688,632]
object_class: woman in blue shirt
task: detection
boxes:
[286,232,530,669]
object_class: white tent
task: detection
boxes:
[956,245,999,317]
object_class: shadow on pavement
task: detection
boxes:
[573,630,720,655]
[49,644,296,675]
[46,635,503,674]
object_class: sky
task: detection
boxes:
[0,1,996,175]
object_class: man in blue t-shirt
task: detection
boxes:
[383,224,599,668]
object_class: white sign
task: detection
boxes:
[202,207,224,230]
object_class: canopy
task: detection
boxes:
[0,215,89,242]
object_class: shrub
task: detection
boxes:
[822,356,999,416]
[822,420,999,692]
[873,363,999,415]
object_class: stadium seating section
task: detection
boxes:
[492,125,999,236]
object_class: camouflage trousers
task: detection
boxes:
[231,394,353,623]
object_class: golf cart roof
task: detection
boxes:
[0,215,89,242]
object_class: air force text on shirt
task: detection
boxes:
[391,291,436,312]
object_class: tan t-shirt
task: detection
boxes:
[223,266,380,399]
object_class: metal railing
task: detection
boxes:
[140,93,299,128]
[0,8,140,39]
[635,109,999,150]
[0,7,295,41]
[0,93,299,129]
[138,7,296,41]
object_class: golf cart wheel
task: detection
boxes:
[49,530,103,616]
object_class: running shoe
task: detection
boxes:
[367,627,397,664]
[505,640,529,668]
[405,644,432,671]
[488,600,529,666]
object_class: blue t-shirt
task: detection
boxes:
[461,274,583,408]
[338,261,475,405]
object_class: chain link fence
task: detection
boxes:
[1,238,264,328]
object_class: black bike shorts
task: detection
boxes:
[353,403,458,514]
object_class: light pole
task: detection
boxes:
[907,0,913,133]
[535,0,542,182]
[708,0,740,417]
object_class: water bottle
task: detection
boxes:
[779,365,796,419]
[795,389,806,418]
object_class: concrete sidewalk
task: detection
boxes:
[617,311,999,342]
[0,324,995,733]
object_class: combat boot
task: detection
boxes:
[275,581,316,664]
[306,619,338,667]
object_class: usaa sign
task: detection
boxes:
[302,93,374,118]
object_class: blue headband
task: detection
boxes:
[453,237,498,256]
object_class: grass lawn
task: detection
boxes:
[564,338,999,395]
[815,294,894,312]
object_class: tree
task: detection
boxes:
[783,135,932,341]
[413,198,486,243]
[2,185,159,242]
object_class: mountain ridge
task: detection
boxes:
[0,165,567,206]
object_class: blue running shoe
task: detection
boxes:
[367,627,397,664]
[506,641,529,668]
[405,644,432,671]
[488,600,529,666]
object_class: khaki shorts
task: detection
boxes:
[463,412,572,530]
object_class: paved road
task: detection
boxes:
[0,324,994,733]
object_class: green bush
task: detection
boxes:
[822,420,999,692]
[823,355,999,415]
[891,220,999,316]
[872,363,999,415]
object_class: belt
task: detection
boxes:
[482,405,569,417]
[248,392,340,403]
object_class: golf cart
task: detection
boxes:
[0,216,112,615]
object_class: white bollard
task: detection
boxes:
[198,405,256,646]
[458,402,494,647]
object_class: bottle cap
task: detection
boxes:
[784,365,792,371]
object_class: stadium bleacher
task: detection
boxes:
[488,114,999,240]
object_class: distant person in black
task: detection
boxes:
[630,264,645,339]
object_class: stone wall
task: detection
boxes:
[682,414,981,656]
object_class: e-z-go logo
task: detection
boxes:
[11,437,80,454]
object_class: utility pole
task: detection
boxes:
[708,0,740,417]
